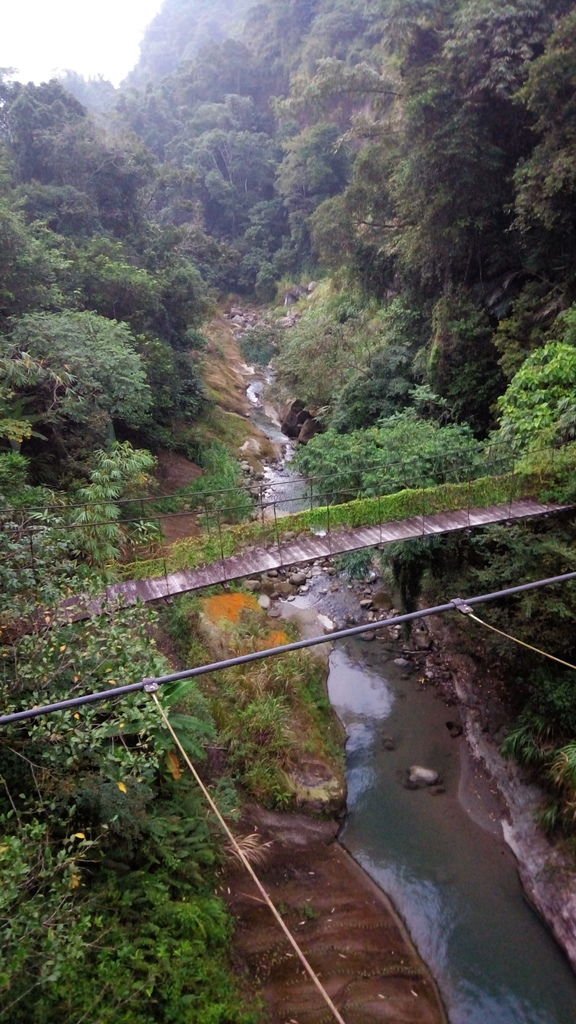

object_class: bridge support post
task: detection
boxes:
[203,497,212,537]
[273,499,282,567]
[28,531,38,585]
[216,511,227,582]
[467,479,471,529]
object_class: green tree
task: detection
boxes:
[497,339,576,451]
[1,312,151,470]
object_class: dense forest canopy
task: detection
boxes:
[1,1,576,1020]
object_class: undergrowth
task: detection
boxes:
[159,595,344,812]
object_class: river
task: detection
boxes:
[246,362,576,1023]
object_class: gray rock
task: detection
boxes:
[244,579,261,592]
[360,631,376,642]
[289,571,308,586]
[394,657,411,668]
[360,598,373,609]
[258,594,271,610]
[273,581,293,598]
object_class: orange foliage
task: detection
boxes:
[266,630,289,647]
[202,591,260,624]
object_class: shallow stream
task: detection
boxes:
[329,641,576,1024]
[247,362,576,1023]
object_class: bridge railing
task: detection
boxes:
[0,440,567,588]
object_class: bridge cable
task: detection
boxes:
[453,602,576,672]
[146,686,348,1024]
[1,570,575,727]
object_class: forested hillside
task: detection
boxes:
[1,1,576,1019]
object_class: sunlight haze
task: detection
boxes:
[2,1,165,85]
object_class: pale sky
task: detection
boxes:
[1,1,165,86]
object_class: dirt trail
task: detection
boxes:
[222,807,447,1024]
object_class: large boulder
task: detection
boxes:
[297,416,323,444]
[281,399,309,438]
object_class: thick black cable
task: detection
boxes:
[1,570,574,726]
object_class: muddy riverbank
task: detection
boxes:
[222,806,446,1024]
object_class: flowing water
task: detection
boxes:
[247,369,310,515]
[329,641,576,1024]
[247,366,576,1023]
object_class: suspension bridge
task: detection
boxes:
[3,443,573,623]
[62,499,570,622]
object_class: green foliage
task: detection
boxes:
[334,549,374,580]
[71,443,156,564]
[0,198,64,322]
[428,293,504,435]
[0,548,254,1021]
[296,411,484,496]
[239,323,281,365]
[167,602,343,810]
[497,341,576,451]
[1,312,151,465]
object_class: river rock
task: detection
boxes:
[281,399,309,438]
[272,581,293,598]
[360,631,376,642]
[258,594,271,610]
[394,657,411,667]
[289,571,308,585]
[382,736,396,752]
[446,720,463,738]
[360,598,374,609]
[244,579,261,592]
[407,765,440,787]
[297,416,323,445]
[317,614,334,632]
[373,591,394,613]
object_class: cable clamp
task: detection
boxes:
[451,597,473,615]
[143,679,159,693]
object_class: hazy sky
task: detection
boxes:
[2,1,165,86]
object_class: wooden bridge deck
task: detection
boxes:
[61,498,570,621]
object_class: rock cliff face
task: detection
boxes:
[281,398,323,444]
[424,618,576,971]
